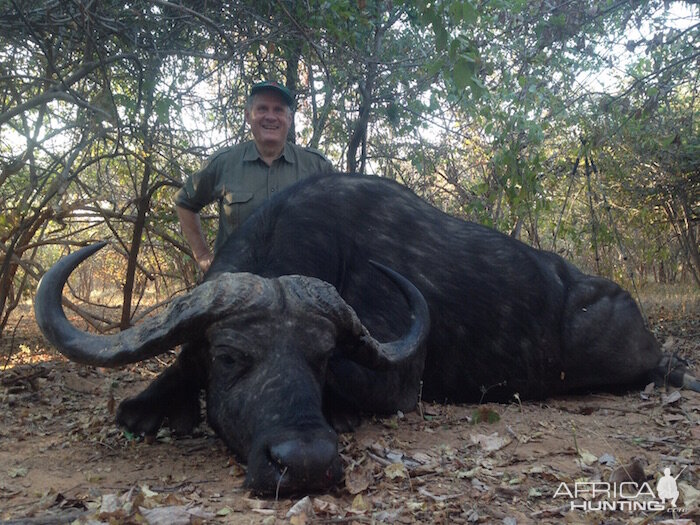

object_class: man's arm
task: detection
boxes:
[176,205,214,272]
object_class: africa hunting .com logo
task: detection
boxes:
[553,467,688,513]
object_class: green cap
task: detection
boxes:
[250,81,295,107]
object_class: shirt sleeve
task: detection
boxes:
[174,155,221,212]
[303,147,335,175]
[319,155,336,174]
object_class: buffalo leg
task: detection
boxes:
[322,387,362,433]
[116,343,205,436]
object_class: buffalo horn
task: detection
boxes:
[34,242,273,367]
[281,262,430,370]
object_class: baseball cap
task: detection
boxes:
[250,81,295,107]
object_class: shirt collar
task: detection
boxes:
[280,142,295,164]
[243,141,295,164]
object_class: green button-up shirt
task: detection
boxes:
[175,140,334,252]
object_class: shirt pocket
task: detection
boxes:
[222,191,255,231]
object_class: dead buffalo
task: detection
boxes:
[35,173,698,495]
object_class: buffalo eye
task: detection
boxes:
[214,353,236,366]
[212,347,253,379]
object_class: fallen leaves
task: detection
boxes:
[94,486,214,524]
[283,493,367,524]
[1,304,699,524]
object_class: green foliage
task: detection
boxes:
[0,0,698,334]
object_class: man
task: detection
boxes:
[175,81,335,272]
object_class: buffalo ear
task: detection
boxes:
[323,262,431,414]
[325,353,426,414]
[329,261,430,371]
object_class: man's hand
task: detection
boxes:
[176,205,214,274]
[195,251,214,273]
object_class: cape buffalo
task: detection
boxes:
[35,174,698,495]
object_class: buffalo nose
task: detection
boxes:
[269,438,340,482]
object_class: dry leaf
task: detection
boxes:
[63,374,99,394]
[384,462,409,480]
[661,336,675,351]
[7,467,27,478]
[470,432,511,452]
[598,452,615,466]
[345,465,372,494]
[578,449,597,466]
[106,394,115,414]
[313,497,340,516]
[140,505,213,525]
[406,500,426,511]
[350,494,369,513]
[286,496,314,518]
[99,493,119,514]
[661,390,682,406]
[411,452,432,464]
[678,481,699,507]
[609,459,646,484]
[244,497,275,511]
[289,513,308,525]
[140,485,158,498]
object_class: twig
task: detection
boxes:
[275,466,288,502]
[366,451,392,466]
[659,455,695,465]
[0,509,86,525]
[570,420,584,471]
[530,504,569,519]
[505,425,522,458]
[2,315,24,371]
[311,517,374,524]
[553,403,654,415]
[1,367,49,387]
[478,381,507,405]
[417,487,465,502]
[417,380,424,420]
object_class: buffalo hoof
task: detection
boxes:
[326,409,361,434]
[116,396,165,437]
[116,392,200,437]
[167,393,201,435]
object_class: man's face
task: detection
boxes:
[245,91,292,153]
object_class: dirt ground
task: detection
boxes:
[0,293,698,525]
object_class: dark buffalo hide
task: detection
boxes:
[35,174,698,495]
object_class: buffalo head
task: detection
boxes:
[34,242,429,494]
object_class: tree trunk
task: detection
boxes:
[0,208,52,333]
[120,164,153,329]
[308,62,333,150]
[664,197,700,288]
[284,39,301,144]
[120,61,158,329]
[347,81,373,173]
